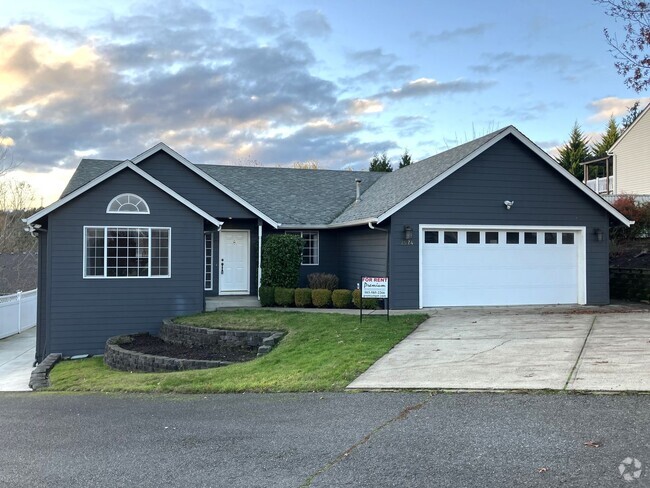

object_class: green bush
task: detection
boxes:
[332,289,352,309]
[259,287,275,307]
[294,288,312,308]
[261,234,303,288]
[352,289,380,310]
[311,289,332,308]
[307,273,339,290]
[274,287,295,307]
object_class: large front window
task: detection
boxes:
[84,226,171,278]
[286,231,319,265]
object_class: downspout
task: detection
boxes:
[258,219,263,300]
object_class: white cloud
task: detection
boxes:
[347,98,383,114]
[588,96,650,122]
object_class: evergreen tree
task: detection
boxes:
[592,116,620,157]
[369,152,393,172]
[557,122,591,179]
[621,101,641,129]
[399,149,412,168]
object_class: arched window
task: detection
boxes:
[106,194,150,214]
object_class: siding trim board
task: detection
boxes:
[26,161,224,228]
[417,224,587,308]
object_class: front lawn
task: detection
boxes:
[48,310,426,393]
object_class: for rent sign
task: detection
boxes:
[361,277,389,299]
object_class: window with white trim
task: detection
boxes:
[106,193,150,214]
[286,231,319,265]
[204,232,213,290]
[84,226,170,278]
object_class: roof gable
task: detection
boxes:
[333,126,630,227]
[608,102,650,154]
[26,161,224,228]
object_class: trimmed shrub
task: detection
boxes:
[261,234,303,288]
[352,289,380,310]
[311,289,332,308]
[259,286,275,307]
[332,289,352,309]
[307,273,339,291]
[294,288,312,308]
[274,288,295,307]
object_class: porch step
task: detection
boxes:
[205,296,261,311]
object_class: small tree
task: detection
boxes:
[369,152,393,172]
[260,234,303,288]
[557,122,592,178]
[593,116,620,157]
[622,101,642,129]
[398,149,412,168]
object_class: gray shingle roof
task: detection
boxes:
[197,165,383,225]
[332,127,510,224]
[57,126,511,227]
[61,159,122,197]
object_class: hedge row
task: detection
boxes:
[259,287,380,309]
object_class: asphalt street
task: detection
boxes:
[0,392,649,487]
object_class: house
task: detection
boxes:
[583,102,650,196]
[26,126,631,361]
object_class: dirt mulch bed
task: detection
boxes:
[119,334,258,362]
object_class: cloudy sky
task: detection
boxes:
[2,0,650,205]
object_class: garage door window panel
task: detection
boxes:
[486,232,499,244]
[562,233,575,245]
[506,232,519,244]
[524,232,537,244]
[444,231,458,244]
[466,231,480,244]
[424,231,439,244]
[545,232,558,244]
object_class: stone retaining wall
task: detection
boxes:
[161,319,284,355]
[104,335,232,373]
[29,353,62,390]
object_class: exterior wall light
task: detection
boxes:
[404,225,413,241]
[594,228,604,242]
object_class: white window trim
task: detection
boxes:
[83,225,171,279]
[204,232,213,291]
[417,224,587,309]
[106,193,150,214]
[285,230,320,266]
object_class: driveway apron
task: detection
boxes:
[349,310,594,390]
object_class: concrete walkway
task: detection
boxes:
[0,327,35,391]
[348,307,650,392]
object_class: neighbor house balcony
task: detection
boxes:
[581,156,613,195]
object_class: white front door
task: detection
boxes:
[219,230,250,295]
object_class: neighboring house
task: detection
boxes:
[26,126,631,360]
[0,252,38,294]
[583,102,650,196]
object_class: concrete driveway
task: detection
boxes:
[348,306,650,392]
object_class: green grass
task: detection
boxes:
[48,310,427,393]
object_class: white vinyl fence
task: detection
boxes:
[0,289,37,340]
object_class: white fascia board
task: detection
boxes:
[131,142,280,229]
[608,102,650,154]
[26,161,224,228]
[277,218,379,230]
[375,126,632,227]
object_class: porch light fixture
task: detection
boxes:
[594,228,604,242]
[404,225,413,241]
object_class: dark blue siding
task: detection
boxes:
[338,226,388,290]
[389,135,610,309]
[44,168,205,356]
[138,152,256,219]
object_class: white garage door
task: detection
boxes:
[420,227,584,307]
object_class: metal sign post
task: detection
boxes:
[360,276,389,323]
